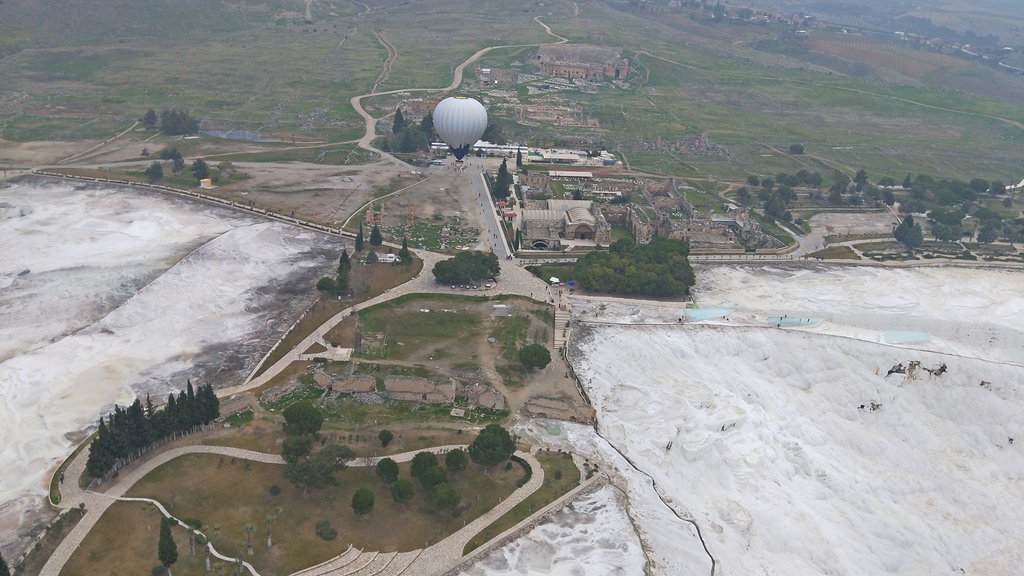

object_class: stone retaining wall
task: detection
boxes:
[438,474,605,576]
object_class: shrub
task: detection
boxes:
[269,485,281,496]
[511,454,533,487]
[378,429,394,447]
[183,518,202,530]
[152,567,167,576]
[315,520,337,540]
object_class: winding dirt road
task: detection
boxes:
[348,17,567,164]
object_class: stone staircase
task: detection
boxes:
[553,303,571,351]
[290,545,361,576]
[289,548,425,576]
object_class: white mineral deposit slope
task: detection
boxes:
[572,265,1024,576]
[463,485,647,576]
[0,179,249,362]
[0,179,338,545]
[695,265,1024,364]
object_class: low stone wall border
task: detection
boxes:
[438,473,605,576]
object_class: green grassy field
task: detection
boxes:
[3,0,1023,182]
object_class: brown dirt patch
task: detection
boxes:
[0,138,97,165]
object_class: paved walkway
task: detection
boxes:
[400,450,543,576]
[42,443,544,576]
[40,445,283,576]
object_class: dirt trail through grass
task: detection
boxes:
[372,31,398,94]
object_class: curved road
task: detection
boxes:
[348,17,567,164]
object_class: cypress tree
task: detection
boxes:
[370,224,383,246]
[392,108,405,134]
[398,237,411,263]
[516,147,522,168]
[902,173,912,189]
[186,380,198,428]
[336,270,349,296]
[202,384,220,423]
[338,248,351,274]
[0,551,10,576]
[158,518,178,574]
[419,112,433,136]
[355,224,364,252]
[127,398,151,450]
[86,418,114,478]
[166,394,178,433]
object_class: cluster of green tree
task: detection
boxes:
[489,158,513,200]
[518,343,551,371]
[891,172,1024,243]
[159,147,186,174]
[740,170,827,220]
[927,208,967,242]
[894,215,925,248]
[747,170,825,190]
[373,448,467,511]
[141,108,200,136]
[572,237,695,297]
[86,382,220,479]
[317,247,352,297]
[902,173,1006,209]
[387,108,435,154]
[926,206,1024,244]
[278,401,356,494]
[432,250,500,284]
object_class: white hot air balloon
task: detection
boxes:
[433,96,487,160]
